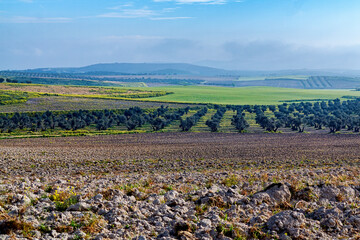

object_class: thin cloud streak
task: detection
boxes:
[97,8,156,19]
[101,35,164,41]
[150,16,193,20]
[96,6,192,20]
[107,3,134,10]
[0,16,72,23]
[153,0,226,4]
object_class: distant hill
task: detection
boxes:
[4,63,360,89]
[26,63,233,76]
[23,63,360,77]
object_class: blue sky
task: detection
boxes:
[1,0,360,70]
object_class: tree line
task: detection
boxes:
[206,106,226,132]
[179,107,208,131]
[0,77,31,84]
[0,106,191,133]
[254,98,360,133]
[1,98,360,134]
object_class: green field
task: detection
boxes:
[143,86,360,105]
[2,83,360,109]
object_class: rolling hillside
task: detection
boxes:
[2,63,360,89]
[25,63,232,76]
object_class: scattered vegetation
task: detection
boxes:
[0,83,172,100]
[49,187,78,211]
[0,90,39,105]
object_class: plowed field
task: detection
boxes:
[1,133,360,176]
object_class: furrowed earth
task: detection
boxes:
[1,133,360,176]
[1,133,360,239]
[0,96,195,113]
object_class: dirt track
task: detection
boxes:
[1,132,360,176]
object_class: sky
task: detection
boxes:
[1,0,360,70]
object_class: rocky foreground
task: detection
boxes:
[1,167,360,239]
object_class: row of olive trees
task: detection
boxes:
[148,106,189,131]
[231,108,249,132]
[0,106,190,133]
[179,107,208,131]
[255,98,360,133]
[2,98,360,134]
[205,106,227,132]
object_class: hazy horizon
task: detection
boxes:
[5,61,360,74]
[2,0,360,71]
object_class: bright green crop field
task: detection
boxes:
[143,86,360,105]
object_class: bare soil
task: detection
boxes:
[1,133,360,239]
[1,132,360,177]
[0,96,194,113]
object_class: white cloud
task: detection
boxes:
[107,3,134,10]
[2,6,191,23]
[153,0,226,4]
[97,8,155,18]
[150,16,193,20]
[97,6,192,20]
[0,16,71,23]
[162,7,179,12]
[101,35,164,41]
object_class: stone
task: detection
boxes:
[267,210,306,233]
[263,183,291,206]
[164,190,179,202]
[319,185,340,202]
[348,216,360,229]
[73,230,86,238]
[93,194,103,201]
[67,202,90,211]
[199,218,212,229]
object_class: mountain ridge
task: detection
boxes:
[19,62,360,77]
[25,63,233,76]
